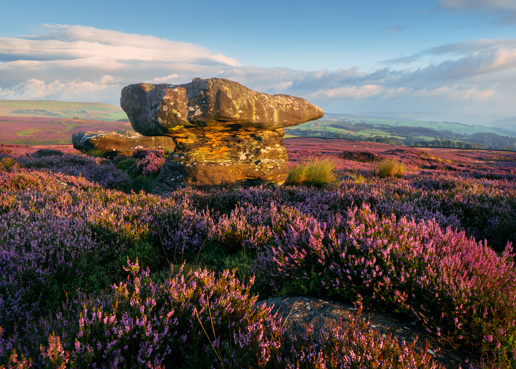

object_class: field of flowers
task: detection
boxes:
[0,146,515,368]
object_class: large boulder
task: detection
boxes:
[72,130,176,157]
[120,78,324,136]
[119,77,324,193]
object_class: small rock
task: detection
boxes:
[72,130,175,157]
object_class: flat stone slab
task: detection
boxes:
[121,78,324,136]
[72,130,176,157]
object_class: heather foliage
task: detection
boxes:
[113,149,167,192]
[15,154,130,190]
[256,205,516,357]
[0,211,137,333]
[31,149,64,158]
[0,150,515,366]
[130,149,166,176]
[281,313,444,368]
[41,261,285,368]
[1,260,443,368]
[0,158,18,172]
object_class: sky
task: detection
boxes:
[1,0,516,125]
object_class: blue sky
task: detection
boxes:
[1,0,516,125]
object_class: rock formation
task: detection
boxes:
[72,130,176,158]
[120,77,324,192]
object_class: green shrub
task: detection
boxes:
[114,157,138,172]
[0,158,18,172]
[85,149,107,158]
[377,158,405,178]
[32,149,64,158]
[285,158,336,187]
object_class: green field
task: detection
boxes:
[321,113,513,137]
[285,113,516,150]
[0,100,127,121]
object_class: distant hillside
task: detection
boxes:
[0,100,127,121]
[490,116,516,133]
[285,113,516,151]
[0,116,132,145]
[323,113,515,137]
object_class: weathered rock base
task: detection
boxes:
[72,130,176,157]
[153,129,288,193]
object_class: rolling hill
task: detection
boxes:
[320,113,516,137]
[285,113,516,151]
[0,100,130,145]
[490,116,516,131]
[0,100,127,121]
[1,99,515,150]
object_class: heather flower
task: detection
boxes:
[39,333,69,368]
[254,203,516,360]
[131,150,166,176]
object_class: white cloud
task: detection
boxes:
[150,74,180,84]
[0,77,119,101]
[1,24,240,66]
[382,87,411,99]
[1,24,516,124]
[437,0,516,23]
[414,86,495,100]
[310,85,385,100]
[384,39,516,80]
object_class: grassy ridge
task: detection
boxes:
[286,114,516,151]
[322,113,515,136]
[0,116,132,145]
[0,100,127,121]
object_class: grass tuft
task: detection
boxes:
[285,158,336,187]
[377,158,405,178]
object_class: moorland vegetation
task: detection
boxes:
[0,147,515,368]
